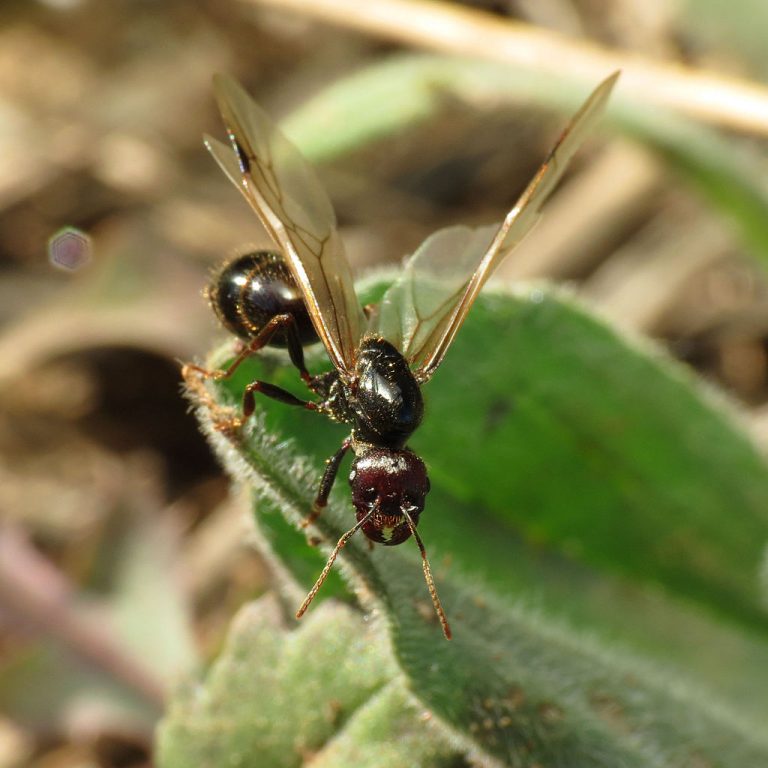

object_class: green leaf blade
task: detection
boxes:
[157,597,415,768]
[185,284,768,766]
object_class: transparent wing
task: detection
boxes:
[207,74,365,376]
[371,71,619,382]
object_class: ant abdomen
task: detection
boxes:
[207,251,318,347]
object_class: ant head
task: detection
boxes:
[348,447,430,546]
[300,444,449,638]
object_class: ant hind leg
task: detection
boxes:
[283,321,313,386]
[182,313,320,431]
[183,313,299,383]
[242,380,319,419]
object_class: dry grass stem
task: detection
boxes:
[248,0,768,136]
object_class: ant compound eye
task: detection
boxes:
[363,488,378,505]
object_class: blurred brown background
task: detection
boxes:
[2,0,768,766]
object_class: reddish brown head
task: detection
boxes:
[348,447,430,545]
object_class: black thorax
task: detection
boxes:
[313,337,423,448]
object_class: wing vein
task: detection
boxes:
[369,72,619,382]
[208,74,365,376]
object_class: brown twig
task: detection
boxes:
[246,0,768,137]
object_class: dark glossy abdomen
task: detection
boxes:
[352,337,423,448]
[208,251,317,347]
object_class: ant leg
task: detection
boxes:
[183,313,297,382]
[301,437,352,529]
[242,380,319,419]
[283,322,312,386]
[182,314,319,432]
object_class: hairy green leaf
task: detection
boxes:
[156,597,462,768]
[178,285,768,766]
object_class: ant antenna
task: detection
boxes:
[402,509,452,640]
[296,507,375,620]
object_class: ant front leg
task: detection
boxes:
[301,437,352,530]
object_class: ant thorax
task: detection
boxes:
[351,337,424,447]
[320,338,422,436]
[311,337,424,448]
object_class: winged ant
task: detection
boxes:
[184,72,619,639]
